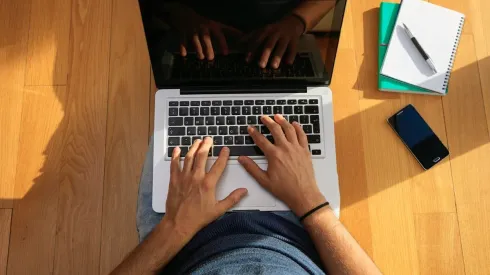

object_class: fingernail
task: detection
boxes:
[273,61,279,68]
[222,147,229,153]
[248,125,255,132]
[237,156,243,163]
[259,61,266,68]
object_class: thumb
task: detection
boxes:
[238,156,268,185]
[217,188,248,213]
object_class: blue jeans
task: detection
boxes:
[136,137,300,242]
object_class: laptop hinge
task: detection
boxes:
[180,86,307,95]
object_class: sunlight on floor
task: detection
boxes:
[11,86,65,200]
[0,34,61,201]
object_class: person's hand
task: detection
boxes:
[165,137,248,237]
[165,3,243,60]
[245,15,305,68]
[238,115,326,216]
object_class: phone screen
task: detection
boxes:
[388,104,449,170]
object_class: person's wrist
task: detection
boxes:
[302,205,339,228]
[157,215,197,243]
[290,188,326,217]
[287,14,307,35]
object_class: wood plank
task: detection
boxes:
[0,209,11,275]
[415,213,465,275]
[399,95,456,214]
[0,0,31,208]
[332,49,373,258]
[442,34,490,275]
[98,0,151,272]
[330,0,373,257]
[24,0,71,85]
[51,0,113,273]
[7,86,67,275]
[467,0,490,137]
[350,2,419,274]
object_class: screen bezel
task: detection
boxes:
[387,104,449,170]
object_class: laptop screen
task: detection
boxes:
[139,0,347,89]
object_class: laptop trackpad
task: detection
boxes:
[208,161,277,207]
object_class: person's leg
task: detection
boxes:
[136,136,164,242]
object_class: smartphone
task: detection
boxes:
[388,104,449,170]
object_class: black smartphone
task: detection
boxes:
[388,104,449,170]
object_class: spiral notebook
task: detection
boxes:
[380,0,465,95]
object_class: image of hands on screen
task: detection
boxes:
[160,0,336,69]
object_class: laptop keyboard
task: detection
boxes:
[167,98,323,158]
[171,53,315,80]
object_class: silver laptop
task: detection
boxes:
[139,0,347,217]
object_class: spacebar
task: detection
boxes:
[213,146,264,156]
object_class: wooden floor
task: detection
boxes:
[1,0,489,274]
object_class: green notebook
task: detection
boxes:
[378,2,446,95]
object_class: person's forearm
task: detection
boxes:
[293,0,336,31]
[303,207,381,275]
[111,217,192,275]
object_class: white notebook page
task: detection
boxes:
[380,0,464,94]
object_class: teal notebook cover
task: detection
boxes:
[379,2,444,95]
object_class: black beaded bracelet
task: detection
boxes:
[299,201,330,222]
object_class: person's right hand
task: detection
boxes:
[238,114,327,217]
[165,3,243,60]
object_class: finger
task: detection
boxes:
[293,121,308,148]
[285,38,298,64]
[275,114,297,144]
[271,37,289,69]
[179,33,188,57]
[200,28,215,60]
[194,137,213,172]
[192,34,204,60]
[248,125,275,154]
[238,156,268,184]
[207,146,230,183]
[211,27,228,55]
[183,139,202,173]
[217,188,248,214]
[259,35,279,68]
[261,115,287,145]
[246,31,267,63]
[179,44,187,57]
[170,147,182,179]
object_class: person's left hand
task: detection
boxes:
[245,15,305,69]
[164,137,248,238]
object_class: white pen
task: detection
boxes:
[402,23,437,74]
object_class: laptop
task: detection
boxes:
[139,0,347,217]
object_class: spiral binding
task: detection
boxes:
[443,16,465,92]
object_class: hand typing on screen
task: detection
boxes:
[238,115,327,216]
[164,3,243,60]
[244,15,305,69]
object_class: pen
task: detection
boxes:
[402,23,437,74]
